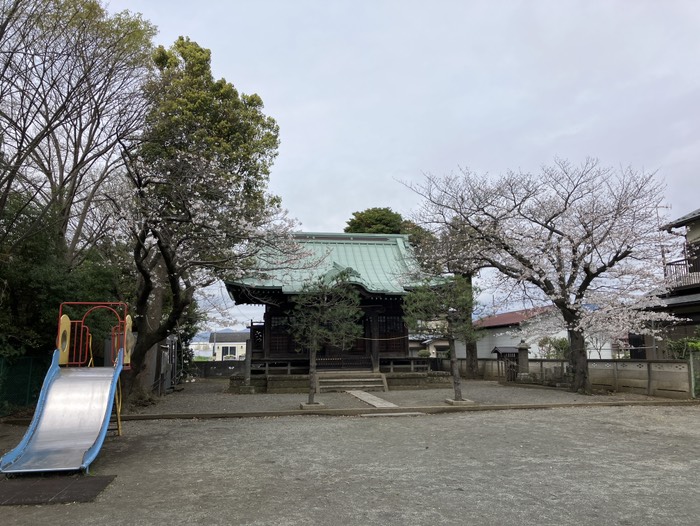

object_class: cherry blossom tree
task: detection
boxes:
[410,158,677,393]
[120,37,298,390]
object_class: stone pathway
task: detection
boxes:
[346,390,398,408]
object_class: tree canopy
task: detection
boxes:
[0,0,153,358]
[0,0,155,261]
[344,206,432,248]
[0,5,296,371]
[345,207,404,234]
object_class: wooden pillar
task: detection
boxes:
[370,312,380,373]
[244,338,252,386]
[263,310,271,359]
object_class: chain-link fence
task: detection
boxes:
[0,355,50,416]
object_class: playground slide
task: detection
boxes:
[0,349,123,474]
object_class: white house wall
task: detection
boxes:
[189,341,248,361]
[456,318,614,359]
[213,342,246,361]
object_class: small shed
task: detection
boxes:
[491,346,519,381]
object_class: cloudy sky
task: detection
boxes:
[108,0,700,326]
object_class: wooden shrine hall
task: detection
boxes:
[225,232,421,372]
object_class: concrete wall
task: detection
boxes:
[193,361,245,378]
[440,358,694,399]
[588,360,692,399]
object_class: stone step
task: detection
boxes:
[316,372,388,393]
[317,372,383,378]
[318,377,382,384]
[319,383,385,393]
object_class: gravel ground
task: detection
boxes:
[2,380,698,525]
[2,403,700,525]
[125,378,666,416]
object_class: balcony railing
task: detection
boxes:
[665,258,700,289]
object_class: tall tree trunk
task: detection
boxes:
[569,328,590,394]
[464,337,479,378]
[133,282,164,394]
[449,335,463,401]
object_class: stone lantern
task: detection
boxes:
[517,339,531,381]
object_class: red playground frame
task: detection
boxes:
[56,302,133,370]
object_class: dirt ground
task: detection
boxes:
[1,380,700,525]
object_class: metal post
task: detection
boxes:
[688,352,695,399]
[540,360,544,382]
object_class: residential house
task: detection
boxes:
[408,334,449,357]
[210,331,249,361]
[654,208,700,354]
[455,307,614,360]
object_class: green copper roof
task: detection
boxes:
[228,232,421,298]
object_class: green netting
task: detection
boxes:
[0,355,50,416]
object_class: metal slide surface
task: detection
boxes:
[0,349,123,474]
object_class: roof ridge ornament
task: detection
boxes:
[323,262,361,284]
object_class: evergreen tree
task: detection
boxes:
[403,275,477,402]
[288,271,362,405]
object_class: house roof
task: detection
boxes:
[475,307,553,329]
[209,331,249,343]
[491,346,520,355]
[657,291,700,308]
[662,208,700,230]
[226,232,421,303]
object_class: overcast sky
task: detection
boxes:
[108,0,700,327]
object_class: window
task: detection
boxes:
[270,316,291,333]
[378,316,404,334]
